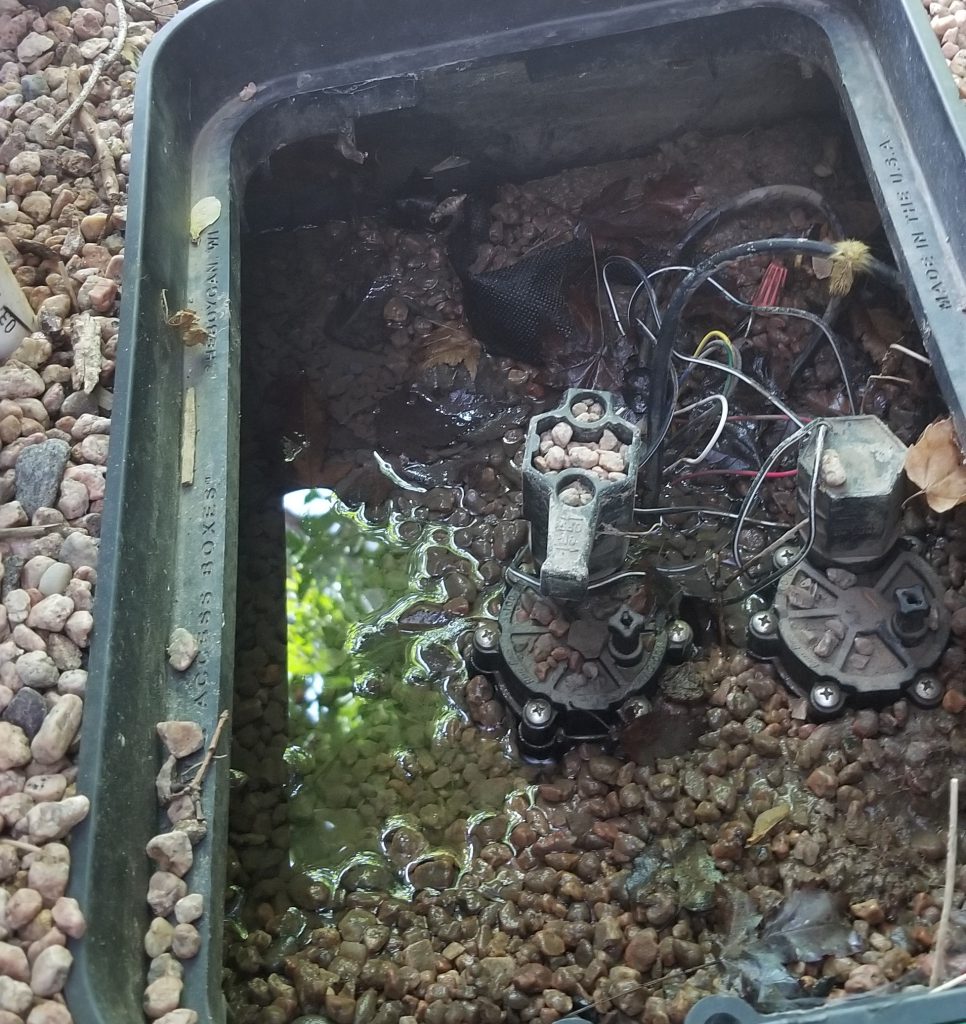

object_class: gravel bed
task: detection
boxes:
[0,0,169,1021]
[924,0,966,99]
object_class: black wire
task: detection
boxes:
[643,237,903,500]
[673,185,846,261]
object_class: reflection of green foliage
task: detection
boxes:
[285,493,448,869]
[285,491,527,881]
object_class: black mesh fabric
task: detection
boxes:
[457,237,592,365]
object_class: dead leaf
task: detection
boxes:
[811,256,832,281]
[70,312,101,394]
[189,196,221,244]
[417,326,480,379]
[747,802,790,845]
[167,309,208,346]
[905,417,966,513]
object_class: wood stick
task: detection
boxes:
[48,0,128,146]
[0,838,42,854]
[931,968,966,994]
[62,67,121,201]
[187,709,229,796]
[931,776,960,987]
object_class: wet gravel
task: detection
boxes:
[925,0,966,99]
[227,116,966,1024]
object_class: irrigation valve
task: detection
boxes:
[746,415,950,718]
[470,402,952,756]
[470,389,690,758]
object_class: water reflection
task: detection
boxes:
[284,488,527,892]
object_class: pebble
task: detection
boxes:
[57,533,97,571]
[154,1012,198,1024]
[30,694,83,765]
[17,32,54,62]
[50,897,85,940]
[26,845,69,902]
[624,929,659,972]
[26,1002,73,1024]
[167,628,199,672]
[20,795,89,841]
[146,832,193,878]
[0,364,44,400]
[5,887,42,929]
[147,871,187,917]
[26,594,74,632]
[0,722,31,769]
[805,765,838,799]
[156,721,203,759]
[174,893,203,924]
[143,976,183,1019]
[144,917,175,958]
[29,944,72,996]
[0,977,33,1016]
[15,440,69,519]
[16,652,60,690]
[171,923,200,959]
[0,942,28,982]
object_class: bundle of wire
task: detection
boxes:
[592,185,909,604]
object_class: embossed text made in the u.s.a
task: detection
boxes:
[878,138,952,310]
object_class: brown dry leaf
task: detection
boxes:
[167,309,208,346]
[747,802,790,845]
[905,417,966,513]
[418,326,480,379]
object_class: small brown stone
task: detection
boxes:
[805,765,838,799]
[624,929,658,972]
[513,963,553,993]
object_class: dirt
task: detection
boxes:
[223,116,966,1024]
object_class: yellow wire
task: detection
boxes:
[695,329,735,360]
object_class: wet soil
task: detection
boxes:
[224,117,966,1024]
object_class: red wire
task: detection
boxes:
[679,469,798,481]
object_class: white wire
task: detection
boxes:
[672,352,806,427]
[665,394,730,472]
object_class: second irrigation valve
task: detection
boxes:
[523,389,643,602]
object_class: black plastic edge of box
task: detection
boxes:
[65,1,966,1023]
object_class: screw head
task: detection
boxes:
[623,697,651,720]
[668,619,692,646]
[523,698,553,727]
[911,675,943,708]
[749,610,778,638]
[810,680,844,713]
[473,625,499,651]
[773,545,801,570]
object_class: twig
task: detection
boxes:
[0,839,42,854]
[0,523,68,540]
[63,68,121,201]
[47,0,129,144]
[187,709,229,796]
[889,343,931,366]
[931,776,959,988]
[931,969,966,994]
